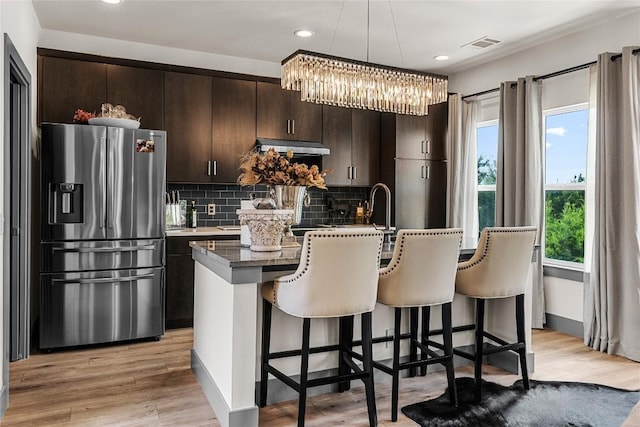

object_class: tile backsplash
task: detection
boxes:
[166,183,371,228]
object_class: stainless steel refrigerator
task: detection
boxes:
[40,123,166,349]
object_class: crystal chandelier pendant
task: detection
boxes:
[281,50,447,116]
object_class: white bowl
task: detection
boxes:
[88,117,141,129]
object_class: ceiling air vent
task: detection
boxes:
[463,36,502,49]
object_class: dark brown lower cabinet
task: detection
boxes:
[166,235,236,329]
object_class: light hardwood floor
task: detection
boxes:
[2,328,638,426]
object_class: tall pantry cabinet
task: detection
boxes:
[380,101,449,229]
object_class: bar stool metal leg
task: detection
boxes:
[409,307,418,377]
[391,307,402,422]
[442,302,458,406]
[338,315,354,392]
[361,312,378,427]
[298,318,311,427]
[260,299,272,407]
[474,299,485,402]
[420,306,431,376]
[516,294,530,389]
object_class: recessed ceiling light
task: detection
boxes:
[434,55,449,61]
[101,0,122,4]
[294,29,314,38]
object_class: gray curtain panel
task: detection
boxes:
[584,46,640,362]
[496,76,545,329]
[447,94,479,248]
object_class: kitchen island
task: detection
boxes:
[190,239,535,427]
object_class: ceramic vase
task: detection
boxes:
[236,209,294,251]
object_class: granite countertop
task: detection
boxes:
[166,226,240,237]
[189,238,478,268]
[190,238,478,284]
[189,239,396,269]
[166,224,383,238]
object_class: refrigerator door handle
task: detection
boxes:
[100,137,107,229]
[107,138,115,230]
[51,244,156,253]
[51,273,155,285]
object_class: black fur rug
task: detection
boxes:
[401,377,640,426]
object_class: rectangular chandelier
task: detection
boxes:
[281,50,448,116]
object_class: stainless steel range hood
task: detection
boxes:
[256,138,330,156]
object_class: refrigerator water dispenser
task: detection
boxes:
[49,183,83,224]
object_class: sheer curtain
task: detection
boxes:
[495,76,546,329]
[447,94,479,248]
[584,46,640,362]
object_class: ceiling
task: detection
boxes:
[31,0,640,75]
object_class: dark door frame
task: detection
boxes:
[3,33,32,415]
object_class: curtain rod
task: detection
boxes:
[611,47,640,61]
[533,61,595,81]
[461,48,639,100]
[461,87,500,100]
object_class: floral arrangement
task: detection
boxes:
[238,148,330,189]
[73,109,95,123]
[73,104,141,124]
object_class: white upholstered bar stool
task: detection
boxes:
[260,229,384,427]
[375,228,463,422]
[454,226,537,402]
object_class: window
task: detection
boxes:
[475,106,588,265]
[544,104,588,264]
[477,120,498,232]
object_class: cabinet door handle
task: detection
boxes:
[352,166,357,180]
[347,166,352,180]
[207,161,212,176]
[421,140,426,153]
[421,165,425,179]
[213,160,217,176]
[287,119,291,134]
[425,140,430,154]
[291,119,295,134]
[426,165,430,179]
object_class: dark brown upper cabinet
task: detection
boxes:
[106,65,164,130]
[211,77,257,183]
[395,102,448,161]
[164,74,257,183]
[256,82,322,142]
[164,72,213,183]
[39,56,106,124]
[322,105,379,187]
[351,109,380,186]
[379,101,449,229]
[322,106,352,186]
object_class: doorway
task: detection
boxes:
[4,33,31,365]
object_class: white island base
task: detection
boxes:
[189,241,534,427]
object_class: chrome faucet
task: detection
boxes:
[369,183,393,245]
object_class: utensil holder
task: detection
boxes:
[166,201,186,229]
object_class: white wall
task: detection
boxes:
[448,10,640,95]
[544,276,583,322]
[449,10,640,325]
[0,0,41,407]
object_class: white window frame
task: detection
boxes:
[542,103,588,269]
